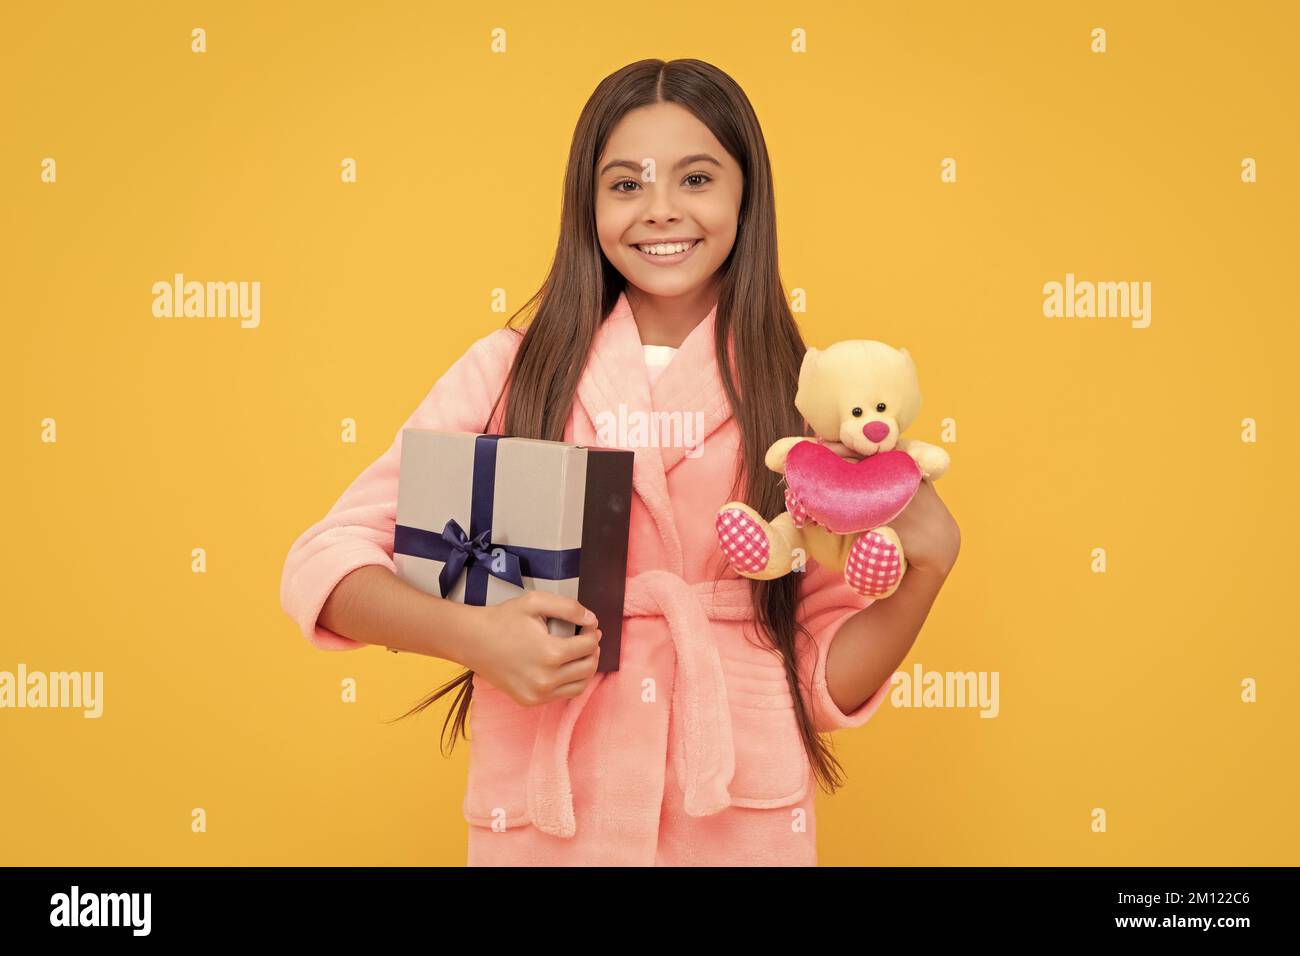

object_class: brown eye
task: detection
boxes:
[851,407,863,417]
[876,403,887,413]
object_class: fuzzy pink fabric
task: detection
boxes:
[280,290,891,865]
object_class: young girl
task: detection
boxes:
[280,58,959,866]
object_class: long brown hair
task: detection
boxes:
[392,58,850,794]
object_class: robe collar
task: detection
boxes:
[574,290,734,576]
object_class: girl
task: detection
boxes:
[280,58,960,866]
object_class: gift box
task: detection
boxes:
[393,430,634,672]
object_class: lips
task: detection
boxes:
[630,239,701,266]
[632,238,699,250]
[783,441,921,535]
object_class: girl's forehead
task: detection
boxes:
[602,104,718,148]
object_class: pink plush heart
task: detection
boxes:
[784,441,921,535]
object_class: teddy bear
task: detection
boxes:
[715,339,950,599]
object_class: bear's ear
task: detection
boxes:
[899,347,915,366]
[795,348,822,424]
[797,347,820,392]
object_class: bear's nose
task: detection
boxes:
[863,421,891,443]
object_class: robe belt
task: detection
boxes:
[526,570,755,839]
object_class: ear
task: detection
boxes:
[899,347,915,366]
[796,349,846,438]
[795,347,827,428]
[796,347,821,393]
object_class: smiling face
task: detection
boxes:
[594,102,744,299]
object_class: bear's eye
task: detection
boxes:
[875,402,887,413]
[851,407,863,417]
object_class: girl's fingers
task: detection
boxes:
[550,629,602,665]
[550,677,593,699]
[525,590,597,629]
[553,641,602,685]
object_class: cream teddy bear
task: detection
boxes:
[715,340,950,599]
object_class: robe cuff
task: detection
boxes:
[280,537,394,651]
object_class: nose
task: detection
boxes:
[645,191,681,223]
[863,421,891,443]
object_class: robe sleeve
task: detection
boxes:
[278,328,522,651]
[796,561,893,733]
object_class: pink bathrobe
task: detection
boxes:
[279,290,891,866]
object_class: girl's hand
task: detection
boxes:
[889,478,960,577]
[464,591,603,706]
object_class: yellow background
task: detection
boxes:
[3,1,1296,865]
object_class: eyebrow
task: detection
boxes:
[598,152,723,177]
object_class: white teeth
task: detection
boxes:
[637,240,696,255]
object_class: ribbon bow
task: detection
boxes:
[437,517,524,599]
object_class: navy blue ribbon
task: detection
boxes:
[393,433,583,605]
[433,517,524,599]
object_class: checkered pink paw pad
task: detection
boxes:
[784,487,812,528]
[716,508,770,574]
[844,530,902,596]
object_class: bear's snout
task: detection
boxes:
[862,421,891,443]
